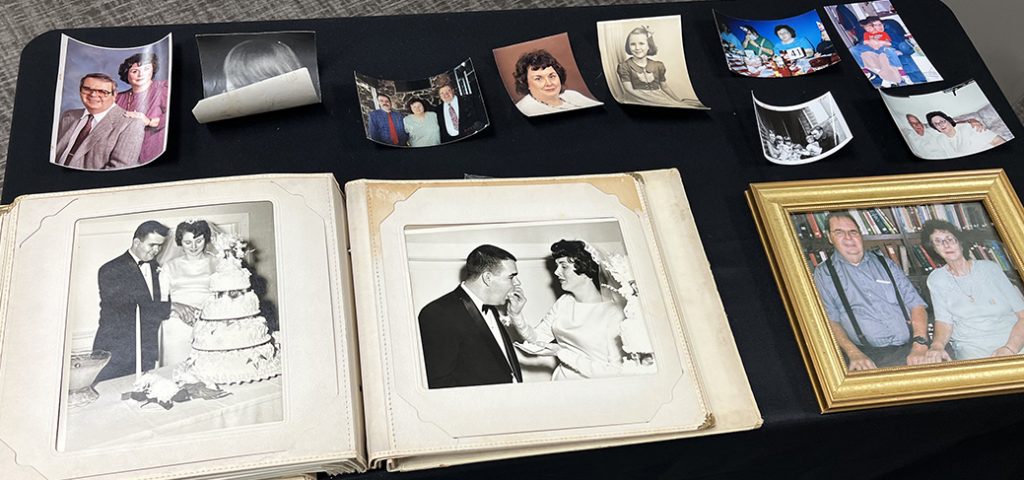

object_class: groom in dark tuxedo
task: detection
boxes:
[418,244,524,389]
[93,220,173,383]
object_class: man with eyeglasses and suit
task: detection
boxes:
[53,73,145,170]
[811,211,950,370]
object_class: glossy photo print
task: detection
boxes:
[824,2,942,88]
[354,59,490,148]
[880,80,1013,160]
[595,15,707,109]
[714,9,841,78]
[753,91,852,165]
[49,34,172,171]
[493,33,603,117]
[193,31,321,123]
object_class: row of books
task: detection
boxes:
[805,240,1015,276]
[794,204,993,239]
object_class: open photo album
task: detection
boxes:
[0,170,760,479]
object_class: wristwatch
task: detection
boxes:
[911,336,930,347]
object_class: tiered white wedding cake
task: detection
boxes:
[176,234,281,385]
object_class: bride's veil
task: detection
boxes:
[582,240,654,359]
[156,218,228,265]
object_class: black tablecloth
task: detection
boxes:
[6,0,1024,478]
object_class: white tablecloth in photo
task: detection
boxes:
[63,365,282,451]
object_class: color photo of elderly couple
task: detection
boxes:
[405,219,656,389]
[793,203,1024,371]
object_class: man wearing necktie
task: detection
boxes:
[367,93,409,146]
[435,83,487,143]
[52,73,145,170]
[93,221,181,382]
[418,244,524,389]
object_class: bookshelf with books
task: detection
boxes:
[791,202,1023,326]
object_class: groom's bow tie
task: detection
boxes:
[137,259,155,266]
[482,305,499,317]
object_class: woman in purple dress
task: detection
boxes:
[115,52,169,165]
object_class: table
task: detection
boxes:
[62,367,282,452]
[4,0,1024,479]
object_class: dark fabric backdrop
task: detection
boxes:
[5,1,1024,479]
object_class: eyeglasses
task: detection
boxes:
[80,86,113,97]
[931,236,959,247]
[830,229,862,239]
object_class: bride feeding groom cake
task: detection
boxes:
[417,238,654,389]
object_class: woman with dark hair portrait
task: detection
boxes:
[926,110,1006,157]
[115,51,169,164]
[616,26,687,106]
[772,24,815,57]
[403,97,440,147]
[507,240,627,379]
[739,25,774,57]
[512,49,601,116]
[158,219,217,365]
[224,39,302,92]
[922,219,1024,361]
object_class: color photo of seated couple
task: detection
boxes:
[794,204,1024,371]
[406,220,655,389]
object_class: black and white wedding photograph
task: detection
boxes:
[354,59,490,148]
[59,201,282,452]
[753,91,852,165]
[405,218,656,389]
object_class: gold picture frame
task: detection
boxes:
[747,169,1024,412]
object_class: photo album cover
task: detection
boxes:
[0,171,760,479]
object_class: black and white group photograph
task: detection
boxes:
[60,202,282,452]
[753,91,852,165]
[405,218,656,389]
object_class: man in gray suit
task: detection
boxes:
[53,73,145,170]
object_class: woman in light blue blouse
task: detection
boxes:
[922,219,1024,361]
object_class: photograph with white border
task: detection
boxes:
[59,202,282,452]
[880,79,1014,160]
[824,2,942,88]
[407,219,656,389]
[753,91,852,165]
[49,34,172,171]
[596,15,707,109]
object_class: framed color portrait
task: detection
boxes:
[748,170,1024,412]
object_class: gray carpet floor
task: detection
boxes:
[2,1,1021,196]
